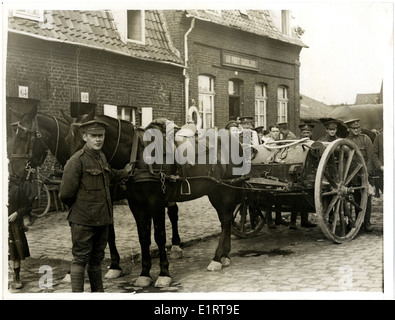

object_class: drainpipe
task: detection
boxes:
[184,17,195,123]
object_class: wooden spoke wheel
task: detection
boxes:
[231,197,265,238]
[315,139,369,243]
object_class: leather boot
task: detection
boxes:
[13,268,23,289]
[70,264,85,292]
[301,212,317,228]
[289,212,297,230]
[364,196,373,232]
[87,264,104,292]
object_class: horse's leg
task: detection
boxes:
[130,202,153,287]
[167,202,183,259]
[207,190,237,271]
[153,204,171,287]
[104,223,123,279]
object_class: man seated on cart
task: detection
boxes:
[278,122,296,140]
[318,120,339,142]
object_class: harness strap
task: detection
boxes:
[52,116,60,160]
[109,118,121,163]
[129,127,140,165]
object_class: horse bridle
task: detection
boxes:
[11,115,61,180]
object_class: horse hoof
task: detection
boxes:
[221,257,231,266]
[134,276,152,287]
[61,273,71,283]
[104,269,123,279]
[155,276,172,288]
[207,260,222,271]
[170,245,183,259]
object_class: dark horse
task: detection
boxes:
[18,107,182,279]
[7,106,43,217]
[66,108,248,287]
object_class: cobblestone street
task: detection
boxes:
[4,196,387,299]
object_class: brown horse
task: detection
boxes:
[66,108,249,287]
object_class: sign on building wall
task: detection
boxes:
[221,51,259,71]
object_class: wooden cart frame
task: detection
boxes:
[231,138,369,243]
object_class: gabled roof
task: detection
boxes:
[185,10,307,48]
[300,94,334,119]
[7,10,183,66]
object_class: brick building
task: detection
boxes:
[162,9,307,132]
[5,9,185,140]
[6,9,307,137]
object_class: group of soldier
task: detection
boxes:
[225,116,384,232]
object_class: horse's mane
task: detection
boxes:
[35,112,71,129]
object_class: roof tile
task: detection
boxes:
[185,9,307,47]
[8,9,182,65]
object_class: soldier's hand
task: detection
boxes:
[124,163,133,173]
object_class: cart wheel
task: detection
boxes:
[315,139,369,243]
[232,200,265,238]
[31,181,51,217]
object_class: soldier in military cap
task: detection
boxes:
[298,122,315,139]
[277,122,296,140]
[239,116,259,145]
[60,119,132,292]
[344,118,374,232]
[289,123,317,229]
[225,119,241,135]
[318,120,338,142]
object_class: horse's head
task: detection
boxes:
[64,106,95,155]
[9,105,38,179]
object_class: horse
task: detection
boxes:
[7,106,42,215]
[66,108,249,287]
[17,107,182,279]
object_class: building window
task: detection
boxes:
[13,10,44,22]
[229,79,242,121]
[255,83,267,128]
[198,75,215,129]
[127,10,145,43]
[104,104,137,124]
[277,86,288,123]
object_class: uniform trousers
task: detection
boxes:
[70,222,109,292]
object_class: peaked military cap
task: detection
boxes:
[79,120,108,134]
[298,123,315,131]
[323,120,338,129]
[344,118,361,128]
[225,120,240,129]
[254,126,264,133]
[239,116,254,123]
[277,122,288,128]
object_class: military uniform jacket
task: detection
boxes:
[282,131,297,140]
[59,145,129,226]
[318,134,337,142]
[346,133,373,174]
[371,132,383,171]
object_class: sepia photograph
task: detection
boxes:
[1,0,393,303]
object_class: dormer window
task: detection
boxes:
[205,10,221,16]
[13,10,44,22]
[127,10,145,43]
[239,10,250,19]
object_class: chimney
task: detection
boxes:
[281,10,290,36]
